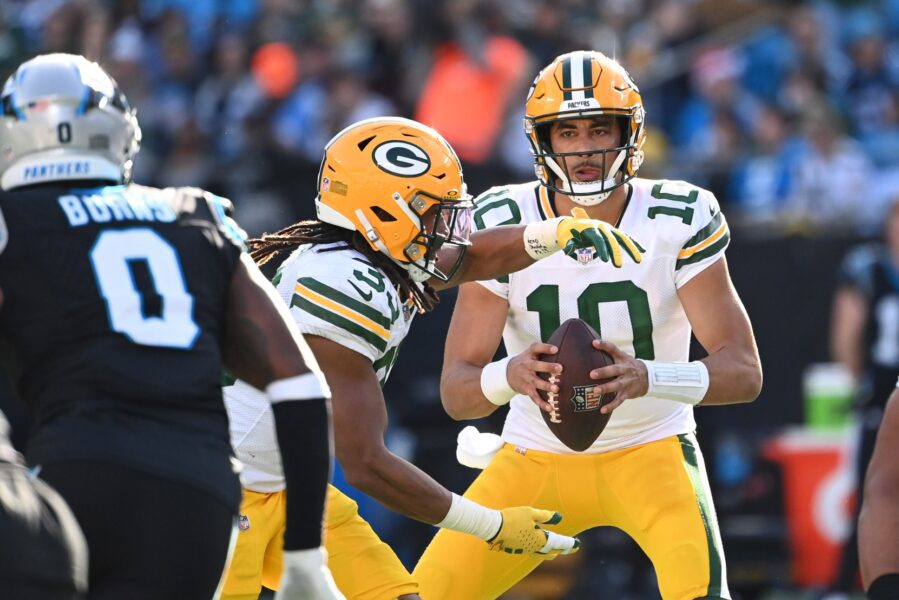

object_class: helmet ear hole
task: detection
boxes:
[370,206,397,222]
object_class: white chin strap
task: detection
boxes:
[544,149,626,207]
[397,259,431,282]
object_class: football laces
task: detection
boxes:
[547,373,561,423]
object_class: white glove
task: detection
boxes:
[456,426,504,470]
[274,547,345,600]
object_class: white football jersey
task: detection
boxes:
[473,178,730,454]
[226,243,416,492]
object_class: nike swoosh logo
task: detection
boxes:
[348,281,373,301]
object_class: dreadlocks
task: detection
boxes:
[248,220,440,314]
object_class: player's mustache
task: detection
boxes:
[570,160,604,171]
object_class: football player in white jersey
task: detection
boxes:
[220,116,643,600]
[413,51,764,600]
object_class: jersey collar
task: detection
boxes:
[535,182,633,227]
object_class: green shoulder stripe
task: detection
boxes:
[675,232,730,270]
[290,294,388,352]
[682,212,724,250]
[297,277,392,329]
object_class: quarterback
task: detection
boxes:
[414,51,763,600]
[220,116,643,600]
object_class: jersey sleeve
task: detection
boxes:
[202,192,248,252]
[673,185,731,288]
[276,253,398,363]
[837,244,879,298]
[470,186,521,299]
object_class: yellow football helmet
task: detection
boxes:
[315,117,472,282]
[524,51,646,206]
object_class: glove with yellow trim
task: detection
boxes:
[557,207,643,267]
[523,208,643,267]
[487,507,580,558]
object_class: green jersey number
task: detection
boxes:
[525,282,655,359]
[648,182,698,225]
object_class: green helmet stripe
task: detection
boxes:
[561,57,572,100]
[582,55,594,99]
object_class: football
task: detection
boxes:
[537,319,615,451]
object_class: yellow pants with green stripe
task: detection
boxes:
[221,484,417,600]
[413,434,728,600]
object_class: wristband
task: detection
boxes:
[266,372,330,403]
[523,218,564,260]
[435,493,502,541]
[480,356,516,406]
[639,360,709,405]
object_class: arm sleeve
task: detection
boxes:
[272,398,331,550]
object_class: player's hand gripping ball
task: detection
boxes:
[537,319,614,451]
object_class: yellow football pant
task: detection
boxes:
[413,434,728,600]
[221,484,418,600]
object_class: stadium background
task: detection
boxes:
[2,0,898,598]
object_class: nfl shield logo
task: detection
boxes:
[238,514,250,531]
[321,177,331,192]
[575,247,596,265]
[570,385,602,412]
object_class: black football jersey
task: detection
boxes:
[0,183,245,508]
[840,244,899,408]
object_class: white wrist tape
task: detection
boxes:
[480,356,516,406]
[435,493,502,541]
[266,372,331,404]
[523,218,564,260]
[639,360,709,406]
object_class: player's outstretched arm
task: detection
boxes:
[860,388,899,593]
[306,334,578,557]
[588,257,761,412]
[435,211,642,290]
[440,283,561,419]
[223,254,342,599]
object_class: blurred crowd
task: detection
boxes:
[1,0,897,237]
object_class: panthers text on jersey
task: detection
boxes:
[226,243,415,492]
[0,183,245,509]
[473,178,730,454]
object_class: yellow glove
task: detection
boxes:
[486,507,580,557]
[556,207,643,268]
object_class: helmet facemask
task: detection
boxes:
[527,112,642,207]
[402,191,472,282]
[524,50,647,206]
